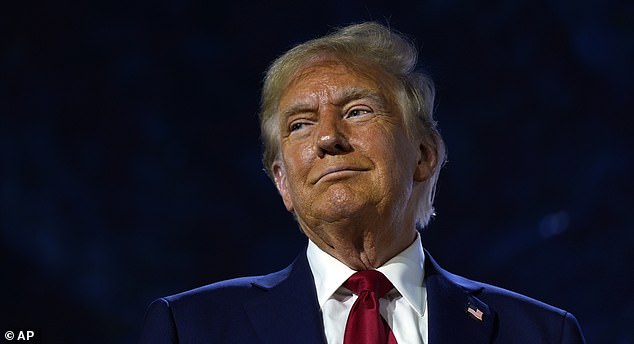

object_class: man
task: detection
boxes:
[140,22,586,343]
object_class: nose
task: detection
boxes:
[314,114,352,158]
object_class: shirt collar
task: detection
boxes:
[306,233,426,316]
[306,239,356,308]
[376,233,426,317]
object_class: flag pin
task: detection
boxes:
[466,303,484,322]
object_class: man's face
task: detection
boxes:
[272,61,432,236]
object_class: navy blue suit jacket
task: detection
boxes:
[140,248,585,343]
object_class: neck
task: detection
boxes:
[298,216,417,270]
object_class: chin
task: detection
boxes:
[317,206,361,222]
[314,196,369,223]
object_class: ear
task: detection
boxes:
[414,142,438,182]
[272,161,295,212]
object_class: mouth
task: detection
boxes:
[313,165,368,184]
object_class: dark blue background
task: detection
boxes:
[2,0,632,343]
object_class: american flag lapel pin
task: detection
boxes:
[466,303,484,322]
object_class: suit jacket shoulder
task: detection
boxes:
[424,251,586,343]
[139,253,325,344]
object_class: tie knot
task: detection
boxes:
[344,270,394,298]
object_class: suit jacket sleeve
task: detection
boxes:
[561,312,586,343]
[139,298,178,344]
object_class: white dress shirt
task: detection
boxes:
[306,234,428,344]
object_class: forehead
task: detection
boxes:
[278,61,386,108]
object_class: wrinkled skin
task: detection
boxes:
[272,60,437,270]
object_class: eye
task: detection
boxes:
[346,108,371,118]
[289,121,310,132]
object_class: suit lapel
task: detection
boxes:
[243,251,325,344]
[425,252,496,344]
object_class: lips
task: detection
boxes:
[312,165,369,184]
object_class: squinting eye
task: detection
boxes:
[347,109,370,118]
[290,122,307,132]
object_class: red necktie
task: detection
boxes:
[343,270,398,344]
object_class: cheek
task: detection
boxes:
[365,129,417,177]
[299,144,314,163]
[282,143,314,181]
[359,127,401,160]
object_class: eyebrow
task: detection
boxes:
[279,101,317,122]
[279,86,386,120]
[332,86,386,108]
